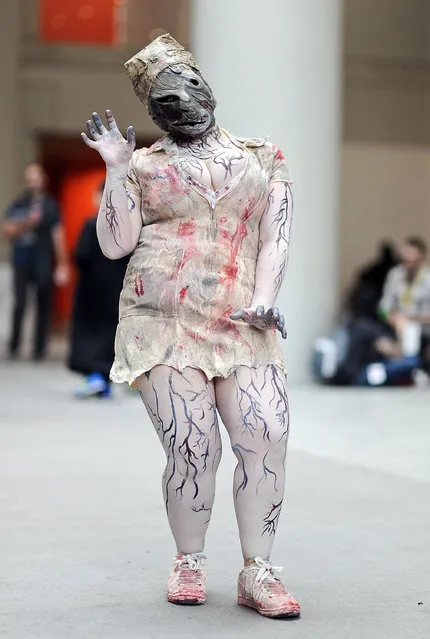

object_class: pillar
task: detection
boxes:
[0,1,20,343]
[191,0,343,381]
[0,1,20,217]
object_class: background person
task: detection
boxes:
[379,236,430,348]
[68,182,129,398]
[2,163,69,360]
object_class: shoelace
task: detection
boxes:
[253,557,298,599]
[174,554,202,571]
[253,556,283,584]
[173,554,204,585]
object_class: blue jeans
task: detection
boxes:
[355,356,421,386]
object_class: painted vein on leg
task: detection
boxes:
[234,370,271,441]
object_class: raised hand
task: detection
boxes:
[230,306,287,339]
[81,110,135,168]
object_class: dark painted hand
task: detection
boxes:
[230,306,287,339]
[81,110,135,168]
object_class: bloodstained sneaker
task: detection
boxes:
[167,553,207,605]
[237,557,301,619]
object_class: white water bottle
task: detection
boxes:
[401,321,421,357]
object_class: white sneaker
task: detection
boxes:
[167,553,207,605]
[238,557,301,618]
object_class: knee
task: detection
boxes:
[170,439,221,476]
[262,414,289,450]
[259,424,289,466]
[265,434,288,461]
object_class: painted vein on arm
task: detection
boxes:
[273,183,293,294]
[104,189,122,247]
[272,182,293,251]
[127,191,136,212]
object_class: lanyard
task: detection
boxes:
[401,269,422,306]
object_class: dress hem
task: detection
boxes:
[110,360,286,386]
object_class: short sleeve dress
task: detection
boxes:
[110,130,291,385]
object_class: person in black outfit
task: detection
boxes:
[327,242,399,385]
[2,163,69,360]
[347,241,398,320]
[68,182,129,398]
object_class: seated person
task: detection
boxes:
[314,243,398,386]
[379,236,430,350]
[347,241,398,321]
[356,236,430,386]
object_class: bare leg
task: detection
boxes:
[137,366,222,554]
[215,365,289,562]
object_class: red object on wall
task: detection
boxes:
[54,168,106,324]
[40,0,116,46]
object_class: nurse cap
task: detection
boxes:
[124,33,199,107]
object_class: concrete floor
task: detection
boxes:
[0,360,429,638]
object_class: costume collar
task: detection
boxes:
[146,129,266,155]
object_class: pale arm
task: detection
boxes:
[230,180,293,339]
[81,110,141,260]
[252,181,293,308]
[97,164,142,259]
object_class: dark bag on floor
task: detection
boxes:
[312,324,350,384]
[313,317,392,386]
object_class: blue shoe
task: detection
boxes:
[73,373,107,399]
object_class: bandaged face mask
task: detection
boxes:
[148,64,216,141]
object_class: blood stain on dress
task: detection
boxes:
[178,220,199,274]
[208,306,253,354]
[219,219,248,288]
[134,275,144,297]
[223,264,238,279]
[167,164,187,195]
[179,286,188,303]
[274,146,284,161]
[183,327,207,343]
[178,219,197,238]
[242,206,251,221]
[182,246,199,265]
[215,343,226,357]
